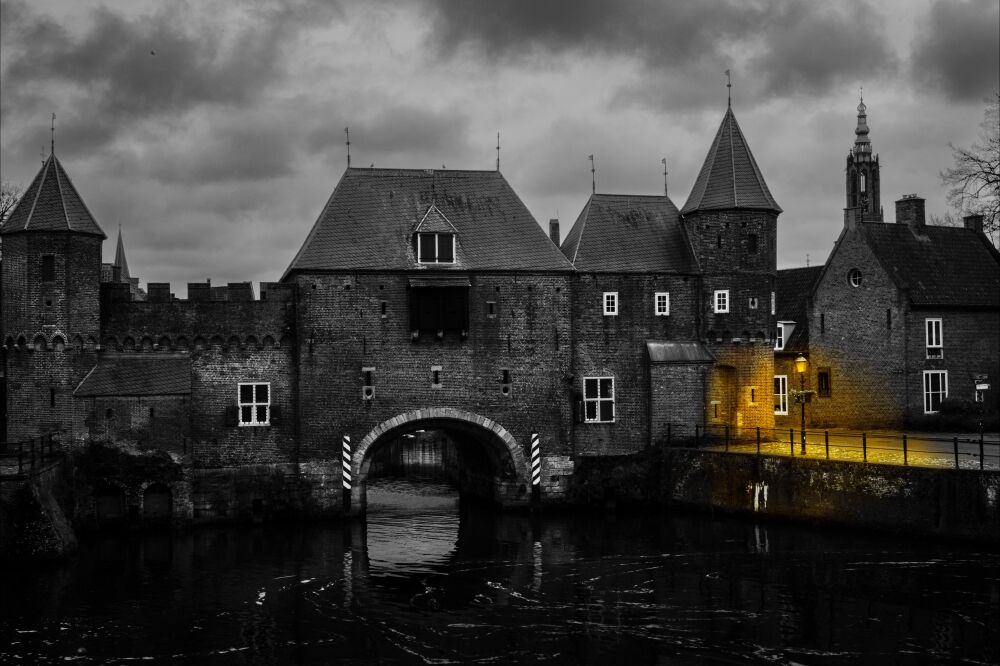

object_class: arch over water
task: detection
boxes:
[349,408,529,514]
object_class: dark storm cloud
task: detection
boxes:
[416,0,895,106]
[911,0,1000,101]
[1,0,342,154]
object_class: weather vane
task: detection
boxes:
[51,113,56,155]
[661,158,668,196]
[496,132,500,172]
[588,154,596,194]
[345,127,351,168]
[725,69,732,107]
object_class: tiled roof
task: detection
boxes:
[114,228,131,280]
[559,194,697,273]
[284,168,573,275]
[680,107,781,215]
[860,223,1000,307]
[75,354,191,396]
[776,266,823,352]
[1,154,105,237]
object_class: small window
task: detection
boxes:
[41,255,55,282]
[848,269,862,288]
[820,313,825,334]
[774,375,788,415]
[603,292,618,316]
[487,301,496,318]
[50,387,56,408]
[747,234,758,254]
[380,301,387,317]
[583,377,615,423]
[748,297,758,310]
[774,324,786,351]
[714,290,729,314]
[417,233,455,264]
[975,390,985,403]
[654,292,669,316]
[748,387,757,405]
[501,369,511,396]
[817,369,831,397]
[925,318,943,359]
[923,370,947,414]
[771,291,776,316]
[238,382,270,426]
[431,365,442,389]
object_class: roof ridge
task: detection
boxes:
[23,155,51,231]
[571,195,593,265]
[729,109,738,207]
[53,153,72,231]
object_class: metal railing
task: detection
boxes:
[0,433,62,477]
[656,423,999,470]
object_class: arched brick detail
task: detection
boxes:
[352,407,527,482]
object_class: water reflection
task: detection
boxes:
[1,479,998,665]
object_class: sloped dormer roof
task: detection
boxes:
[776,265,823,351]
[680,107,781,216]
[560,193,697,273]
[1,153,105,237]
[284,168,573,275]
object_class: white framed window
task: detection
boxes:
[925,318,943,359]
[654,292,669,316]
[417,233,455,264]
[774,323,786,351]
[774,375,788,415]
[848,268,862,288]
[583,376,615,423]
[603,292,618,316]
[771,291,776,316]
[238,382,270,426]
[923,370,947,414]
[748,297,758,310]
[714,290,729,313]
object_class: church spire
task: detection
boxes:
[845,93,882,221]
[114,225,131,281]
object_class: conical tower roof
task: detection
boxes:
[114,227,131,280]
[0,153,105,237]
[680,107,781,215]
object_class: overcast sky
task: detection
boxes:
[2,0,997,295]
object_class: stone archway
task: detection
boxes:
[348,407,529,514]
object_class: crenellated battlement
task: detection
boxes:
[102,281,294,304]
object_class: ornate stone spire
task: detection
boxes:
[853,93,872,161]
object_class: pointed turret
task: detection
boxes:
[0,153,105,238]
[845,94,882,221]
[681,107,781,215]
[114,226,131,281]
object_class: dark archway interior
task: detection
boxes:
[359,419,522,512]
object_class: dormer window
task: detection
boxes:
[418,233,455,264]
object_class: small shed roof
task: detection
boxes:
[75,354,191,396]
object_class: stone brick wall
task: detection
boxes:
[809,227,907,428]
[571,272,699,455]
[291,271,574,468]
[74,395,190,453]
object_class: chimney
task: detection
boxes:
[843,207,862,230]
[963,213,984,233]
[895,194,925,232]
[549,219,560,246]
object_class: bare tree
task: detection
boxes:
[0,180,23,225]
[941,92,1000,246]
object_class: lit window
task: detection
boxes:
[774,375,788,415]
[774,324,785,351]
[654,292,669,316]
[417,233,455,264]
[848,269,862,288]
[603,292,618,316]
[238,383,270,426]
[925,318,943,359]
[714,290,729,313]
[583,377,615,423]
[923,370,947,414]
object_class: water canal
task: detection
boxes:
[2,442,998,664]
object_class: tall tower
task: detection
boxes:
[1,152,105,442]
[845,95,882,221]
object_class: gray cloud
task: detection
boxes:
[911,0,1000,101]
[416,0,896,108]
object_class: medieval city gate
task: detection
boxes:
[345,408,531,515]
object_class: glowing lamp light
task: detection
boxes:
[794,354,808,375]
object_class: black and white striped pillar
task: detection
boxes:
[342,434,352,511]
[530,432,541,506]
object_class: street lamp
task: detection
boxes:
[794,354,808,454]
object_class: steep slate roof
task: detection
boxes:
[560,194,697,273]
[284,168,573,275]
[1,153,105,237]
[680,107,781,215]
[114,227,131,280]
[859,222,1000,307]
[75,355,191,396]
[776,266,823,352]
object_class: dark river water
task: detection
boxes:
[2,477,998,665]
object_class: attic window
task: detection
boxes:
[418,233,455,264]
